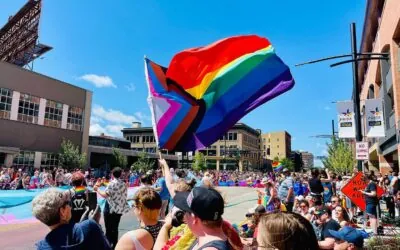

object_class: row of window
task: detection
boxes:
[126,135,155,143]
[243,134,258,146]
[0,88,84,131]
[13,151,59,168]
[220,132,238,141]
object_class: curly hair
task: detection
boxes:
[32,188,69,226]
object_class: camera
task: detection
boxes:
[171,207,185,227]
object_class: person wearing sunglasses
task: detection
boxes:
[32,188,110,250]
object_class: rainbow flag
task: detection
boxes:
[272,161,283,172]
[145,35,294,151]
[74,186,86,194]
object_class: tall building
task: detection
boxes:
[300,151,314,169]
[358,0,400,173]
[290,151,304,172]
[121,122,261,171]
[0,61,92,170]
[261,131,291,160]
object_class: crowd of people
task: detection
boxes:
[2,162,400,249]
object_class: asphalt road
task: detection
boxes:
[0,187,259,250]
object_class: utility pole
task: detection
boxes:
[296,23,388,171]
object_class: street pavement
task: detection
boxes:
[0,187,259,250]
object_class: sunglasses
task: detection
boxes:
[300,205,307,208]
[331,200,339,203]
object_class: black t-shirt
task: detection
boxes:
[321,219,340,240]
[365,182,378,205]
[309,178,324,194]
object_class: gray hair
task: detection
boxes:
[32,188,69,226]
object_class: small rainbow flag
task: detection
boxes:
[74,186,86,194]
[272,161,283,172]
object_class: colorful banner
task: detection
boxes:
[365,98,385,138]
[337,101,356,138]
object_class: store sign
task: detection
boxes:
[365,98,385,138]
[355,142,369,160]
[337,101,356,138]
[341,172,384,211]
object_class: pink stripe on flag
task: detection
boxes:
[157,98,181,135]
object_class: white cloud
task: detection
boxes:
[321,149,328,156]
[92,105,138,125]
[80,74,116,88]
[324,106,331,111]
[90,105,151,138]
[125,83,136,92]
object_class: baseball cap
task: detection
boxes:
[328,227,364,248]
[282,168,289,173]
[173,187,224,221]
[314,206,331,217]
[247,205,266,215]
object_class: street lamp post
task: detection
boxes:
[296,23,388,171]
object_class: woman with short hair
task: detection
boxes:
[32,188,110,250]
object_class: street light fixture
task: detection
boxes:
[296,23,389,171]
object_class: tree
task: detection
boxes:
[322,136,355,175]
[59,139,87,170]
[192,152,206,171]
[131,151,153,173]
[280,157,295,172]
[112,147,127,169]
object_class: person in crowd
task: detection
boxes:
[55,168,65,187]
[68,171,89,224]
[94,167,130,249]
[360,173,379,235]
[235,204,266,239]
[330,196,341,221]
[395,191,400,217]
[154,169,170,220]
[155,186,230,250]
[278,168,295,211]
[308,168,331,206]
[32,188,110,250]
[30,170,41,189]
[140,174,153,188]
[256,211,319,250]
[293,195,305,213]
[334,206,351,228]
[116,187,163,250]
[299,200,312,221]
[329,226,364,250]
[315,206,341,249]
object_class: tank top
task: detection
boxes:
[191,240,230,250]
[141,221,163,241]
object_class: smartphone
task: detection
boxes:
[88,191,97,211]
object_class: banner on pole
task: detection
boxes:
[355,142,369,160]
[365,98,385,138]
[337,101,356,138]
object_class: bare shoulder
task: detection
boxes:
[132,229,155,249]
[115,231,135,250]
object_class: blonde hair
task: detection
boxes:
[257,212,318,250]
[134,187,162,221]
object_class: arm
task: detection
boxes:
[318,238,335,249]
[320,170,332,183]
[93,185,109,198]
[159,159,176,198]
[153,214,172,250]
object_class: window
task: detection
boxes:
[44,100,63,128]
[18,93,40,124]
[227,132,237,141]
[67,106,83,131]
[13,151,35,168]
[41,153,59,168]
[0,87,12,120]
[263,152,266,157]
[143,135,155,143]
[263,145,266,150]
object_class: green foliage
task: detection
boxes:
[131,151,153,173]
[112,147,127,168]
[59,139,87,170]
[322,136,355,175]
[280,157,295,172]
[192,152,206,171]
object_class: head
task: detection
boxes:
[176,169,187,179]
[140,174,153,186]
[133,187,162,222]
[71,171,85,187]
[257,212,319,250]
[282,168,290,177]
[331,196,340,208]
[300,200,309,213]
[173,187,225,236]
[112,167,122,179]
[156,169,162,178]
[329,226,364,250]
[311,169,320,178]
[315,207,332,223]
[335,206,350,222]
[32,189,71,229]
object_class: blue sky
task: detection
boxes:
[1,0,367,164]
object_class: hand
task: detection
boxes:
[89,205,101,223]
[158,159,168,169]
[163,213,173,230]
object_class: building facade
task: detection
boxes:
[358,0,400,173]
[261,131,291,160]
[121,122,261,171]
[300,151,314,169]
[0,61,92,170]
